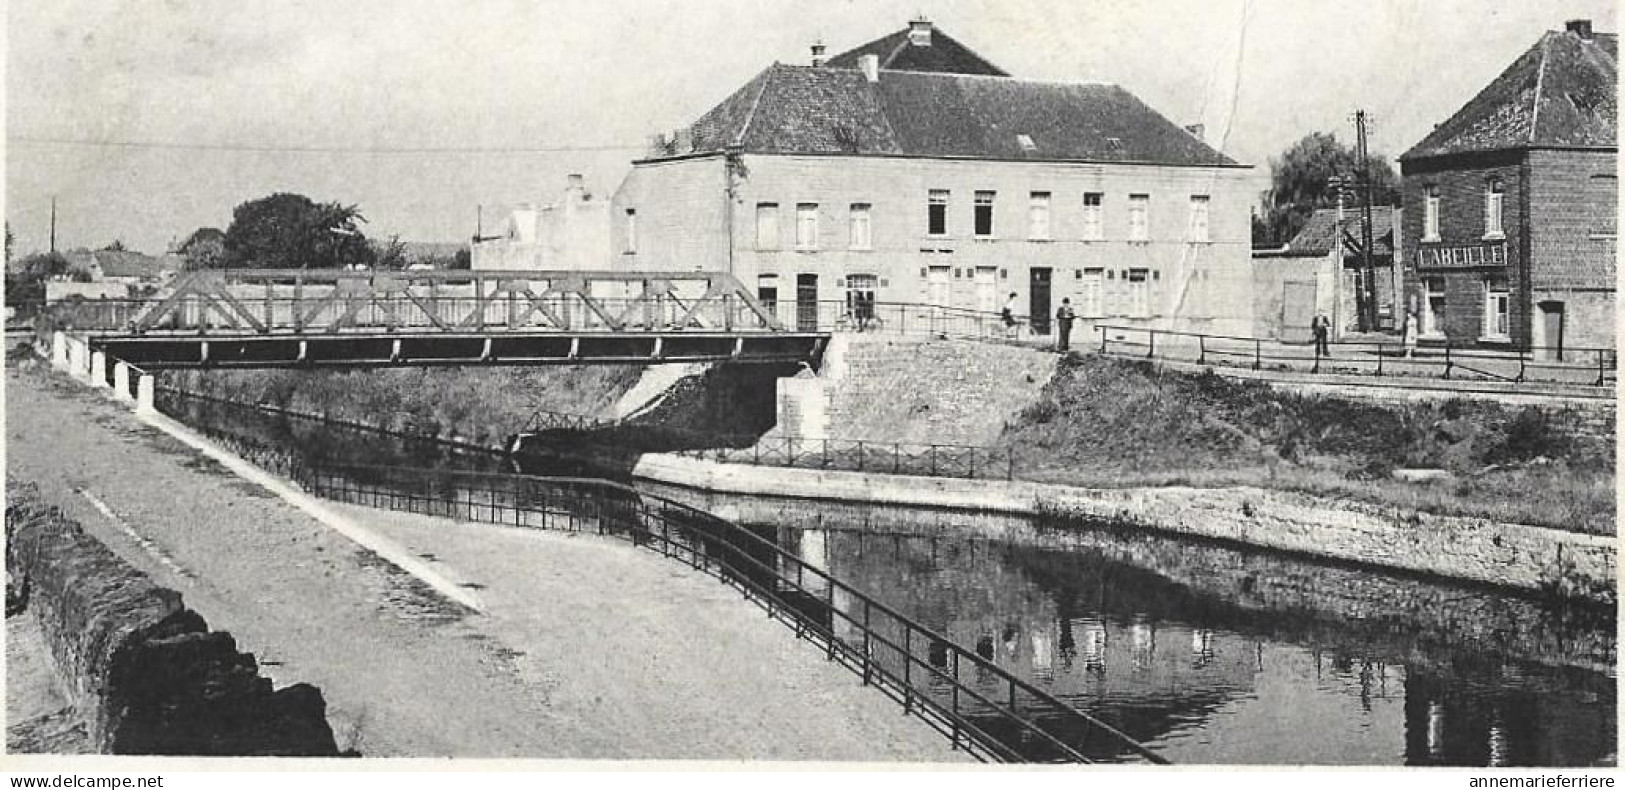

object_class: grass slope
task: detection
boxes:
[999,356,1615,535]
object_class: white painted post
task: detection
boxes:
[68,340,86,380]
[51,332,68,368]
[113,362,132,401]
[89,351,107,387]
[136,374,156,415]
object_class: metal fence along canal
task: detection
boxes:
[180,426,1165,764]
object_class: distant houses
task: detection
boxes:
[44,248,182,301]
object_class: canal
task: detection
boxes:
[156,390,1617,767]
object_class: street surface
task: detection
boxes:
[5,355,962,762]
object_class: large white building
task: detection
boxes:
[608,17,1257,336]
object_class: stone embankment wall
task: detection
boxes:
[773,336,1056,445]
[631,455,1616,605]
[5,480,344,756]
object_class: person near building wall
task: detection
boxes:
[1055,298,1076,352]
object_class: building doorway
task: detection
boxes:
[757,276,778,328]
[973,266,998,315]
[1537,301,1566,361]
[1029,267,1052,335]
[927,266,952,307]
[796,274,819,331]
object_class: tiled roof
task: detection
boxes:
[65,249,170,279]
[1403,27,1617,160]
[670,64,1238,167]
[824,25,1008,76]
[1285,207,1396,257]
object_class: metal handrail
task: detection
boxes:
[518,409,1018,481]
[172,422,1165,764]
[1098,324,1617,389]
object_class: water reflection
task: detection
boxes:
[768,526,1615,766]
[158,392,1616,766]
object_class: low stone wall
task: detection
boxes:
[5,480,344,756]
[630,455,1616,604]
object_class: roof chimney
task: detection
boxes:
[859,53,880,82]
[908,16,933,46]
[811,40,826,67]
[1566,19,1594,39]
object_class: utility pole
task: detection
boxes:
[49,196,57,254]
[1353,110,1378,332]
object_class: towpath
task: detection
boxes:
[5,355,961,761]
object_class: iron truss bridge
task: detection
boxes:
[61,269,828,368]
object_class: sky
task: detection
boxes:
[5,0,1618,256]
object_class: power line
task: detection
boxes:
[6,136,647,154]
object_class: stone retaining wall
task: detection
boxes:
[5,480,344,756]
[630,455,1615,604]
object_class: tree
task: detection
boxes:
[222,193,375,269]
[5,223,13,264]
[1258,132,1399,247]
[101,239,127,252]
[370,235,409,271]
[177,227,227,271]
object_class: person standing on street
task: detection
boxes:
[1401,306,1418,359]
[1055,298,1077,352]
[1312,314,1332,358]
[1001,292,1020,338]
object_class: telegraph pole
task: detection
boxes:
[49,196,57,254]
[1353,110,1378,332]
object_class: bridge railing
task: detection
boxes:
[46,269,791,336]
[163,424,1166,765]
[1098,325,1618,389]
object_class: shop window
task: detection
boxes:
[1423,185,1441,241]
[974,191,996,237]
[1484,179,1504,238]
[927,190,949,236]
[1082,193,1104,240]
[849,203,872,250]
[1483,278,1510,340]
[755,203,779,250]
[1028,192,1051,240]
[1422,277,1446,337]
[1128,194,1150,241]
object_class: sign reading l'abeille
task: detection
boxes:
[1415,241,1508,269]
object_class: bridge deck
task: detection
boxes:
[89,330,827,368]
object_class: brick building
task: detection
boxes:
[1398,19,1616,355]
[612,18,1256,336]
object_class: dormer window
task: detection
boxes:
[907,16,933,46]
[1016,134,1036,152]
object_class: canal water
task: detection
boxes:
[157,391,1618,767]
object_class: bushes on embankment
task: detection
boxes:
[5,479,345,756]
[164,366,647,447]
[999,356,1616,535]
